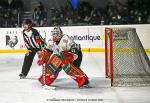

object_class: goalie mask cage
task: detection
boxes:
[105,27,150,87]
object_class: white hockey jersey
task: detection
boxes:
[47,35,79,55]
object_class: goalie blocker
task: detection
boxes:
[37,48,89,88]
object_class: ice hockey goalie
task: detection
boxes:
[37,26,90,88]
[37,48,90,88]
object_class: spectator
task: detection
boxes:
[10,0,23,10]
[39,8,47,26]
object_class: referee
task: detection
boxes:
[19,19,46,79]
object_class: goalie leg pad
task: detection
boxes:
[38,72,59,86]
[63,64,71,73]
[46,54,62,73]
[62,63,88,87]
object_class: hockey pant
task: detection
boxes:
[38,51,88,87]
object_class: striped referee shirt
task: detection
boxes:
[23,28,45,52]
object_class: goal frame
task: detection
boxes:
[105,28,114,86]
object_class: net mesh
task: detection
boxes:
[106,27,150,86]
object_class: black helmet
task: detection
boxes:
[23,19,32,25]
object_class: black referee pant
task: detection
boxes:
[21,51,37,76]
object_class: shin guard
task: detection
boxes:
[38,69,59,86]
[62,63,88,87]
[38,54,62,86]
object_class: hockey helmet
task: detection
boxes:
[51,26,63,36]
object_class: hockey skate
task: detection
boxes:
[19,73,26,79]
[79,80,92,89]
[42,85,56,90]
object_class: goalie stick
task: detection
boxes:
[42,64,56,90]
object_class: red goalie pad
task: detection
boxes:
[47,54,62,69]
[38,72,59,85]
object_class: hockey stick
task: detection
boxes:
[42,64,46,85]
[42,64,56,90]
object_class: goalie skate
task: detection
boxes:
[79,84,92,89]
[42,85,56,90]
[79,80,92,89]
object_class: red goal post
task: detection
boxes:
[105,28,114,86]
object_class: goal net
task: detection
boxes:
[105,27,150,86]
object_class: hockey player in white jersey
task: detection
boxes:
[37,26,90,89]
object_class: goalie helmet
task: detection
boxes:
[51,26,63,36]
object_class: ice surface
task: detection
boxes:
[0,53,150,103]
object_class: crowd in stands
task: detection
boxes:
[32,2,48,27]
[0,0,150,27]
[0,0,23,27]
